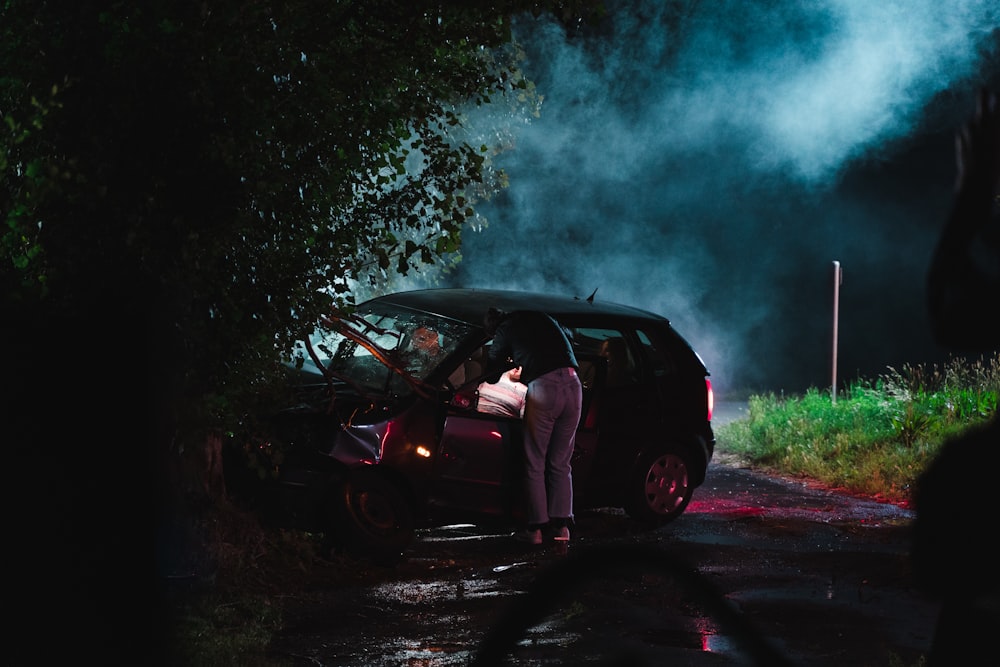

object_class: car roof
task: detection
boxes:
[369,288,670,327]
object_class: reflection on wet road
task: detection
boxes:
[269,459,937,667]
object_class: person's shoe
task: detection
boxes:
[552,525,570,542]
[513,528,543,545]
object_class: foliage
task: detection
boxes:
[165,519,301,667]
[716,353,1000,504]
[166,501,407,664]
[0,0,604,450]
[1,6,606,655]
[170,593,285,667]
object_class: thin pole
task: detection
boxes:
[831,260,842,404]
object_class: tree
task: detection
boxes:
[4,2,611,659]
[2,0,604,454]
[0,0,599,661]
[2,0,604,595]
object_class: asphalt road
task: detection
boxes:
[268,429,939,666]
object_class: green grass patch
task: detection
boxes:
[717,353,1000,504]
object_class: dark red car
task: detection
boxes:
[227,288,715,564]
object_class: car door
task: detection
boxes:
[434,381,603,520]
[567,326,652,491]
[432,406,523,519]
[566,352,602,507]
[431,337,603,520]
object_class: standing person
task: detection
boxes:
[914,87,1000,666]
[484,307,582,545]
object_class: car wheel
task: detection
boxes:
[624,448,693,527]
[334,471,414,566]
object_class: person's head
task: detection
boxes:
[483,306,508,337]
[506,366,522,382]
[411,326,440,354]
[600,338,627,366]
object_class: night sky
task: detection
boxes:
[429,0,1000,397]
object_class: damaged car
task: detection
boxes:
[225,288,716,564]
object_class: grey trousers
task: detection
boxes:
[522,367,583,526]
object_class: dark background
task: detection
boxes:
[6,304,167,662]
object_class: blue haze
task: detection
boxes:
[442,0,1000,395]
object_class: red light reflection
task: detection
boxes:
[706,377,714,421]
[685,497,766,518]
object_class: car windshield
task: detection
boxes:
[302,302,477,394]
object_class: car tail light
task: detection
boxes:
[705,378,714,422]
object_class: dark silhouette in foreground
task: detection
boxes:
[914,86,1000,666]
[470,544,794,667]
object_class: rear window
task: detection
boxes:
[636,325,707,377]
[568,326,639,388]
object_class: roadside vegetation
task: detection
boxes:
[716,352,1000,506]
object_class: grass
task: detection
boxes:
[167,592,284,667]
[716,352,1000,505]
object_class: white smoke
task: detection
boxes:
[442,0,1000,395]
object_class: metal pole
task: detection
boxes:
[831,261,842,404]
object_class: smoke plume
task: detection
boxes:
[447,0,1000,394]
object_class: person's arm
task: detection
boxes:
[927,87,1000,350]
[483,324,512,384]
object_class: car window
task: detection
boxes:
[568,327,637,388]
[636,327,678,376]
[300,303,477,393]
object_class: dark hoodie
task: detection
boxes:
[484,309,578,384]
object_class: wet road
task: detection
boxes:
[268,404,938,666]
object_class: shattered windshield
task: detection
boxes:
[300,303,477,394]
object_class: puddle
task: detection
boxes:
[373,578,508,602]
[492,561,530,573]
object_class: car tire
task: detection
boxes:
[333,470,414,566]
[623,447,693,527]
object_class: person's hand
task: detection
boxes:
[954,87,1000,195]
